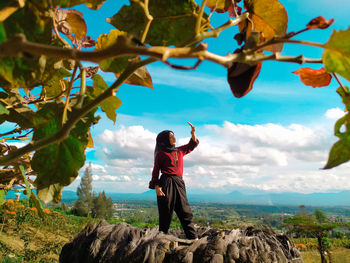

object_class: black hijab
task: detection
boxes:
[154,130,177,157]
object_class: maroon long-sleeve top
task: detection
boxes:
[150,138,199,188]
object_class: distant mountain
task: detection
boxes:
[60,189,350,206]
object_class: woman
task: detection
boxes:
[149,122,199,240]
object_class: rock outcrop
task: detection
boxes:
[60,220,303,263]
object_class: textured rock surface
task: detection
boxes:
[59,220,303,263]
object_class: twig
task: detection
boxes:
[62,64,78,124]
[249,37,325,54]
[192,13,249,45]
[0,57,157,166]
[1,133,32,142]
[195,0,207,35]
[251,53,323,65]
[231,0,239,18]
[0,128,22,138]
[76,66,86,109]
[332,73,348,94]
[164,59,203,70]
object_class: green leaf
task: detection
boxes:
[324,28,350,81]
[334,115,346,139]
[70,106,99,149]
[108,0,205,47]
[0,190,6,205]
[323,138,350,169]
[96,29,129,74]
[19,164,31,200]
[0,103,9,115]
[42,68,71,98]
[0,3,60,89]
[31,103,96,203]
[243,0,288,51]
[3,2,52,44]
[0,23,6,43]
[0,90,35,129]
[336,86,350,112]
[90,74,122,123]
[324,87,350,169]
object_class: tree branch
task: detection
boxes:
[0,34,235,67]
[0,32,324,70]
[0,58,157,166]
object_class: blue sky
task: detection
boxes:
[61,0,350,195]
[65,0,350,194]
[5,0,350,195]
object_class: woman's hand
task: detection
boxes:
[155,185,165,197]
[187,122,196,141]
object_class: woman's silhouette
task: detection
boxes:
[149,122,199,239]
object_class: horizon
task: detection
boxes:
[58,189,350,207]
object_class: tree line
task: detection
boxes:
[72,164,114,219]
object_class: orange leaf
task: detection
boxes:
[87,131,94,148]
[65,10,87,40]
[293,67,332,88]
[241,0,288,52]
[307,16,334,30]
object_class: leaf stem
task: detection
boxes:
[332,73,348,94]
[250,38,325,53]
[195,0,207,35]
[62,64,78,125]
[284,39,325,49]
[138,0,153,43]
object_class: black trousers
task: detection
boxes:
[157,174,197,239]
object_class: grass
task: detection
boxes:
[301,248,350,263]
[0,199,98,263]
[1,199,350,262]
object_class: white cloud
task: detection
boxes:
[325,107,345,120]
[97,125,156,161]
[69,110,350,194]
